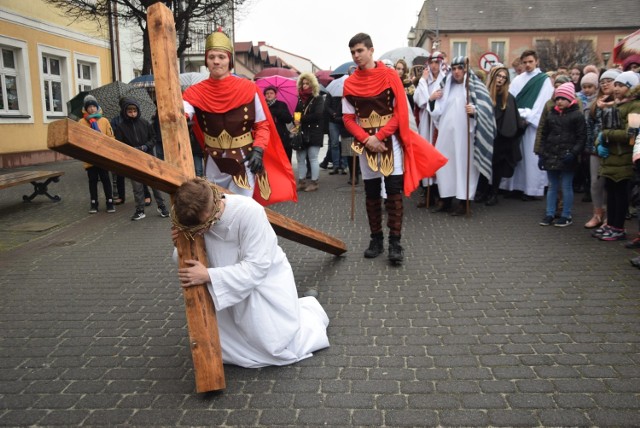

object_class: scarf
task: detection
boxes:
[84,112,102,132]
[516,72,549,109]
[299,87,313,105]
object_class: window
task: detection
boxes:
[43,55,64,114]
[38,45,71,121]
[490,41,506,63]
[74,53,100,93]
[452,41,467,58]
[0,36,32,122]
[77,62,92,91]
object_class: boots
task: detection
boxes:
[485,191,499,206]
[388,235,404,264]
[584,207,605,229]
[304,180,319,192]
[364,233,384,258]
[296,179,307,191]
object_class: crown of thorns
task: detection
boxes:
[170,180,223,241]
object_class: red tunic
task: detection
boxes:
[343,61,447,196]
[183,75,297,205]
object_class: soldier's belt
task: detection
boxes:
[205,130,253,150]
[358,113,393,129]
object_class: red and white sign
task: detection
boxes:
[479,52,501,72]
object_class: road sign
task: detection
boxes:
[479,52,501,72]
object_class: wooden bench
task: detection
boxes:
[0,170,64,202]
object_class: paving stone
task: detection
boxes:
[2,159,639,426]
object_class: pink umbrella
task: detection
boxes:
[254,67,299,79]
[315,70,334,87]
[255,75,298,115]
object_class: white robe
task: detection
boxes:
[500,68,554,196]
[180,194,330,368]
[414,71,445,186]
[429,78,479,200]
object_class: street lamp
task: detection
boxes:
[601,51,611,68]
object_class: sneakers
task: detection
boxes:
[89,201,98,214]
[624,236,640,249]
[157,205,170,218]
[106,199,116,213]
[599,227,626,241]
[554,217,572,227]
[591,224,610,238]
[539,215,554,226]
[131,210,146,221]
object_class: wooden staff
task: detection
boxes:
[465,58,471,217]
[351,152,356,221]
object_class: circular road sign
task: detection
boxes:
[479,52,500,72]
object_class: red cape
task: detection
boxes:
[344,62,447,196]
[183,75,297,205]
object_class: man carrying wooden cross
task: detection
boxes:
[172,178,330,368]
[182,30,296,206]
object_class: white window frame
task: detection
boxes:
[488,38,509,64]
[74,52,101,93]
[451,39,469,58]
[38,44,72,123]
[0,35,33,124]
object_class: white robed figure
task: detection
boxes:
[429,70,479,201]
[173,182,329,368]
[414,52,447,188]
[500,52,554,197]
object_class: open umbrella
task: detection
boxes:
[379,47,430,67]
[254,67,299,79]
[255,75,298,115]
[67,81,156,122]
[315,70,334,86]
[179,72,209,89]
[325,75,349,98]
[330,61,356,77]
[613,29,640,66]
[129,74,155,88]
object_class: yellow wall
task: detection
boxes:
[0,0,112,164]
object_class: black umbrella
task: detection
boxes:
[330,61,356,77]
[67,81,156,122]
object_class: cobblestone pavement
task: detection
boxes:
[1,159,639,427]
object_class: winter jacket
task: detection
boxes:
[113,98,156,153]
[295,95,325,147]
[597,85,640,182]
[267,99,293,149]
[539,102,586,171]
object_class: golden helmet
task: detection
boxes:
[205,29,233,55]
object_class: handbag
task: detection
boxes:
[290,101,312,150]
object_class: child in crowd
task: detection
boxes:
[538,82,586,227]
[584,69,621,229]
[113,98,170,221]
[79,95,115,214]
[592,71,640,241]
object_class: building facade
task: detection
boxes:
[409,0,637,72]
[0,0,112,167]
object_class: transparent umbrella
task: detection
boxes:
[379,47,431,67]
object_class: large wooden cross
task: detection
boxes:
[47,3,345,393]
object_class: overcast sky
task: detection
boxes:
[234,0,425,71]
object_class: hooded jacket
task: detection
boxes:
[539,102,586,171]
[113,98,156,153]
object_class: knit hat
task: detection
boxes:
[583,65,599,75]
[554,82,576,101]
[554,74,571,85]
[83,94,99,110]
[580,72,599,88]
[600,68,622,81]
[614,71,640,89]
